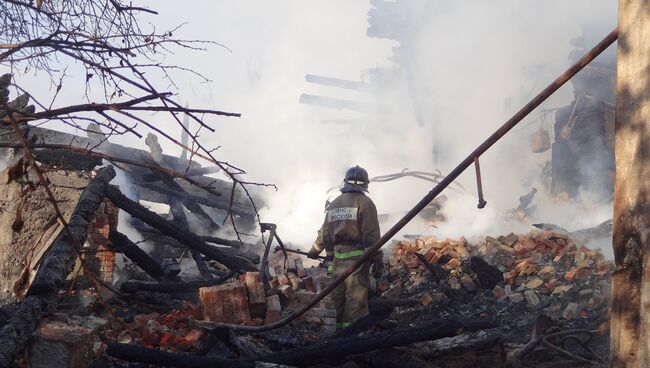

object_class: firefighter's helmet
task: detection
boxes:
[341,165,369,193]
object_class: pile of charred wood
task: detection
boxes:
[0,86,612,367]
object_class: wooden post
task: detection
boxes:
[611,1,650,366]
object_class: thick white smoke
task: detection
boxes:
[6,1,618,257]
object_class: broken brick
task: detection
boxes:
[508,293,524,303]
[287,273,302,290]
[421,292,434,306]
[564,270,576,282]
[575,267,593,280]
[563,302,579,319]
[265,309,282,324]
[244,272,267,319]
[266,294,282,312]
[525,278,544,289]
[302,275,316,292]
[515,260,530,273]
[199,283,251,324]
[498,244,516,254]
[295,258,307,278]
[460,276,477,291]
[278,284,294,298]
[503,233,519,246]
[445,258,461,269]
[29,320,97,368]
[524,290,540,306]
[277,273,291,286]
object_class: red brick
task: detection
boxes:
[513,243,526,255]
[199,283,251,324]
[515,260,530,273]
[302,276,316,292]
[269,278,280,289]
[596,262,610,275]
[564,270,576,282]
[265,309,282,323]
[575,267,592,280]
[277,274,291,286]
[421,292,433,306]
[406,256,419,269]
[287,273,302,290]
[29,321,97,368]
[244,272,266,319]
[445,258,461,269]
[425,248,439,263]
[184,329,203,345]
[231,284,251,323]
[295,258,307,278]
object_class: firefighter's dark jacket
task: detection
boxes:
[318,191,382,260]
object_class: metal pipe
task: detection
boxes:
[216,27,618,332]
[259,223,277,285]
[274,246,327,261]
[474,157,486,209]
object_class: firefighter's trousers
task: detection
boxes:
[331,256,369,329]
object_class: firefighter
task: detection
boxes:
[307,165,383,330]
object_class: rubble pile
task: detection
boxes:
[4,225,614,367]
[383,230,612,330]
[110,303,205,352]
[198,263,337,332]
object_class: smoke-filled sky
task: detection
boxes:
[4,1,618,254]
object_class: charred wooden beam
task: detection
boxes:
[218,247,260,265]
[164,176,220,230]
[106,185,256,271]
[131,220,249,248]
[32,148,102,170]
[414,252,449,282]
[202,235,247,248]
[120,271,236,294]
[0,166,115,367]
[107,343,253,368]
[0,296,50,368]
[29,166,116,295]
[333,298,420,338]
[258,319,497,366]
[0,93,34,120]
[139,155,222,230]
[137,182,256,217]
[107,319,497,367]
[131,291,186,310]
[0,125,199,173]
[128,222,259,264]
[108,230,168,281]
[141,166,221,181]
[169,194,213,280]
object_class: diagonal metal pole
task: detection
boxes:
[213,27,619,332]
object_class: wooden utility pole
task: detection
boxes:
[611,0,650,366]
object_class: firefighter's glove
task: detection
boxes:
[371,259,384,279]
[306,250,320,260]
